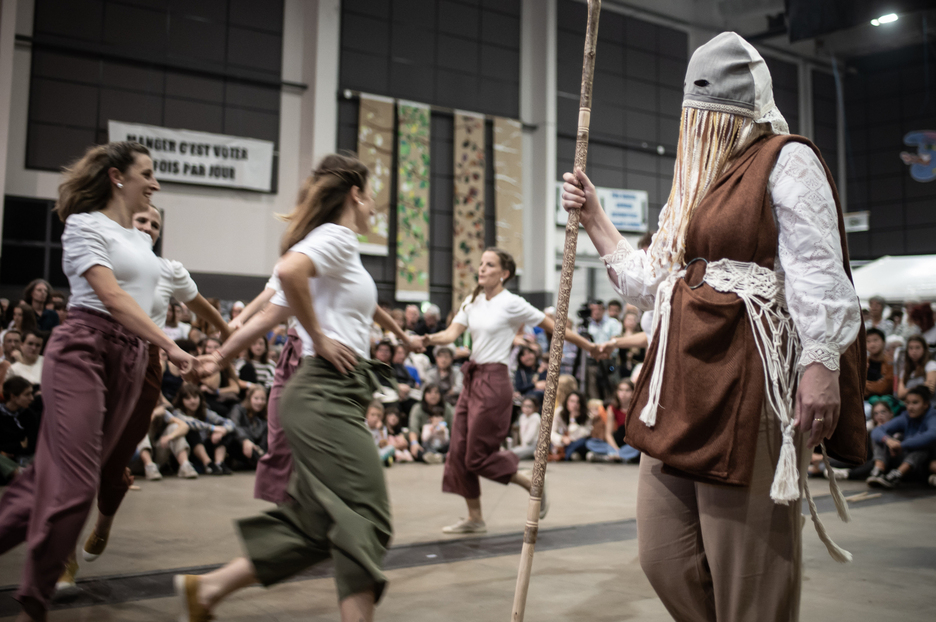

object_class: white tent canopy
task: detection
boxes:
[852,255,936,304]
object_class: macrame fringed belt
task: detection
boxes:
[641,258,853,563]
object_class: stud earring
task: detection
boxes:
[117,183,123,189]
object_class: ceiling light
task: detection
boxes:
[871,13,899,26]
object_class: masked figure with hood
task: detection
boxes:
[562,32,866,621]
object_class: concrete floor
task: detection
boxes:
[1,462,934,621]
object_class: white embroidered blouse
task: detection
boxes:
[601,142,861,372]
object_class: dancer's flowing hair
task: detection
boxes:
[650,108,769,268]
[279,153,370,255]
[55,141,151,222]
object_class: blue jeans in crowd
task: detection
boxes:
[585,438,640,462]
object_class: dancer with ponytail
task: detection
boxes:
[176,154,422,622]
[424,248,604,534]
[0,142,197,622]
[55,204,230,592]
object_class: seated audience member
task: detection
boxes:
[366,400,396,467]
[52,299,67,325]
[7,331,44,387]
[135,404,194,480]
[514,346,545,403]
[384,408,413,463]
[864,295,894,336]
[908,303,936,345]
[162,339,198,402]
[897,335,936,400]
[404,304,422,333]
[229,301,245,324]
[237,336,276,392]
[819,395,900,481]
[21,279,59,332]
[618,310,646,380]
[421,408,450,458]
[373,341,403,408]
[423,345,463,406]
[1,329,21,364]
[5,303,37,343]
[162,301,191,341]
[552,391,591,460]
[200,337,241,416]
[408,383,453,464]
[388,343,419,413]
[226,386,269,469]
[864,328,894,398]
[390,309,407,334]
[173,383,236,475]
[1,377,35,474]
[511,396,541,460]
[867,385,936,488]
[586,379,640,462]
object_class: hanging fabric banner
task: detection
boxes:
[493,117,524,274]
[396,101,431,302]
[356,95,394,255]
[452,112,487,311]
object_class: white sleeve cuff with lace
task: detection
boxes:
[599,238,661,311]
[799,339,842,372]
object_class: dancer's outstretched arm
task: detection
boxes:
[186,293,232,341]
[538,316,606,360]
[373,306,424,352]
[230,287,276,331]
[424,322,467,347]
[204,302,291,373]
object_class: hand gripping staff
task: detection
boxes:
[510,2,601,620]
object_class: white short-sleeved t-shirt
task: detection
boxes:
[151,258,199,328]
[453,290,546,366]
[62,211,161,316]
[270,224,377,359]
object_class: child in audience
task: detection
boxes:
[867,385,936,488]
[421,407,450,458]
[897,335,936,400]
[173,383,236,475]
[384,408,413,463]
[864,327,893,398]
[226,386,269,469]
[136,403,195,479]
[553,392,591,460]
[586,383,641,462]
[366,400,395,467]
[511,396,541,460]
[1,377,34,483]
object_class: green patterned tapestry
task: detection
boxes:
[453,113,486,311]
[396,102,431,302]
[357,95,393,255]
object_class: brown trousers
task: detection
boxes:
[636,406,808,622]
[442,361,519,499]
[97,343,162,516]
[254,330,302,504]
[0,309,146,618]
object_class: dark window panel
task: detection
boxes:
[101,60,164,94]
[343,13,391,56]
[557,61,582,93]
[480,45,519,82]
[2,199,47,242]
[482,0,519,16]
[846,231,869,258]
[624,78,657,113]
[430,248,454,285]
[597,42,625,76]
[48,247,68,288]
[32,49,101,84]
[556,31,585,65]
[630,172,658,204]
[165,72,224,103]
[168,16,227,64]
[430,113,455,143]
[657,25,687,61]
[812,71,836,99]
[556,0,587,34]
[589,164,626,189]
[594,71,624,106]
[556,96,578,135]
[435,69,478,111]
[437,35,480,74]
[169,0,228,22]
[906,226,936,255]
[658,86,682,116]
[29,78,99,128]
[337,123,358,153]
[590,143,625,169]
[228,0,284,33]
[119,0,170,10]
[626,49,658,83]
[344,0,391,20]
[102,3,169,56]
[867,70,899,98]
[598,11,626,44]
[626,18,657,52]
[0,245,46,286]
[813,97,837,125]
[813,124,837,152]
[392,0,436,29]
[163,97,224,133]
[591,102,624,137]
[390,61,435,102]
[868,175,903,205]
[391,24,436,65]
[658,57,686,88]
[227,28,282,74]
[660,116,680,146]
[478,79,517,117]
[867,123,902,152]
[223,108,278,142]
[627,150,658,175]
[905,175,936,200]
[870,229,904,256]
[625,110,658,143]
[225,82,280,112]
[99,87,164,127]
[438,1,479,39]
[341,50,390,94]
[480,10,519,48]
[902,199,935,227]
[34,0,104,41]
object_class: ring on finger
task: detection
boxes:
[814,417,824,422]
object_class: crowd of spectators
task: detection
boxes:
[3,280,935,493]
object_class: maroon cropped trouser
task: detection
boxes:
[442,361,519,499]
[0,308,147,618]
[253,329,303,504]
[97,343,162,516]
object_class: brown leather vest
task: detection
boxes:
[626,135,867,486]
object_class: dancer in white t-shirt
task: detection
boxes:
[176,154,421,622]
[424,248,602,534]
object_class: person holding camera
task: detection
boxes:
[584,300,621,401]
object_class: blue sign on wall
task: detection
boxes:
[556,182,648,232]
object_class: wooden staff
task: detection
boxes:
[510,2,601,621]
